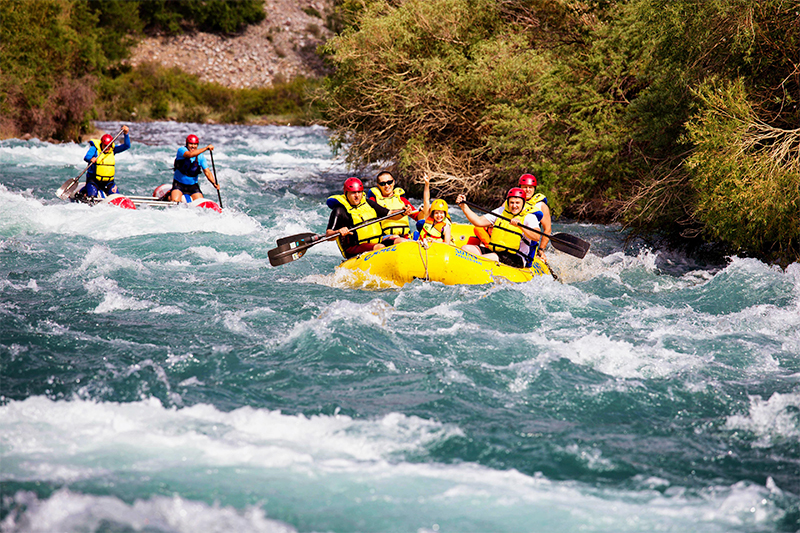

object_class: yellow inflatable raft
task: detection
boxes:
[336,224,550,288]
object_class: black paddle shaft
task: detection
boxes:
[209,149,222,209]
[268,211,401,267]
[461,200,590,259]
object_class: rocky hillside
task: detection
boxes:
[128,0,334,88]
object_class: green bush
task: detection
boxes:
[0,0,105,140]
[686,79,800,259]
[97,63,320,124]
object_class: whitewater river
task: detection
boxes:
[1,121,798,532]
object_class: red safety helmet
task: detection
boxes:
[507,187,526,200]
[186,134,199,145]
[100,134,113,147]
[343,177,364,192]
[518,174,537,187]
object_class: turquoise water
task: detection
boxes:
[1,121,799,533]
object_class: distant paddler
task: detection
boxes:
[366,171,430,242]
[326,177,414,258]
[456,188,542,268]
[75,125,131,200]
[171,134,220,203]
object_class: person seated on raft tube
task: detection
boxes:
[418,199,452,245]
[473,173,552,257]
[170,134,220,203]
[77,125,131,199]
[366,171,430,241]
[456,188,542,268]
[518,173,552,261]
[326,177,415,258]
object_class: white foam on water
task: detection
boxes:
[0,397,786,532]
[0,139,87,167]
[724,391,800,447]
[0,184,262,240]
[222,307,275,337]
[284,298,395,342]
[85,276,153,314]
[301,260,404,290]
[1,489,296,533]
[186,246,260,265]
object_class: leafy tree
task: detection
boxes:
[0,0,104,140]
[620,0,800,258]
[685,79,800,259]
[321,0,800,261]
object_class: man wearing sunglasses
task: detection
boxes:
[366,171,430,243]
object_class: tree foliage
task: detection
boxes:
[321,0,800,260]
[0,0,279,141]
[97,63,321,124]
[0,0,102,140]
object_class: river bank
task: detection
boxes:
[127,0,334,89]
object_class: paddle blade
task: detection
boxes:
[277,232,316,247]
[268,243,309,266]
[56,177,80,200]
[550,233,591,259]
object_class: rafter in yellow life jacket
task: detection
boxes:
[522,193,547,216]
[89,139,116,181]
[489,203,536,262]
[369,186,410,235]
[328,194,384,256]
[420,217,451,241]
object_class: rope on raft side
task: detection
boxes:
[417,240,430,281]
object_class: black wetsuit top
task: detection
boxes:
[326,198,390,250]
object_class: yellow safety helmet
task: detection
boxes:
[430,199,449,214]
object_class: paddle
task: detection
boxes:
[268,211,399,267]
[277,232,316,247]
[460,200,590,259]
[56,128,124,200]
[209,149,222,209]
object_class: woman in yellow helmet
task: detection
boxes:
[418,199,452,245]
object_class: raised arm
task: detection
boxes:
[456,194,491,227]
[419,174,431,220]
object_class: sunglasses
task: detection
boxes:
[378,180,394,186]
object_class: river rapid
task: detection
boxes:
[1,121,799,533]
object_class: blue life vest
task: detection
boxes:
[174,156,202,180]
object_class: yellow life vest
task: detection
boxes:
[370,187,410,235]
[90,139,116,181]
[420,217,451,241]
[328,194,384,256]
[522,193,547,216]
[489,204,529,256]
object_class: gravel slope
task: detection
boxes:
[128,0,334,88]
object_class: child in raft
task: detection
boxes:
[417,199,452,245]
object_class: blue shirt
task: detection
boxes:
[173,147,208,185]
